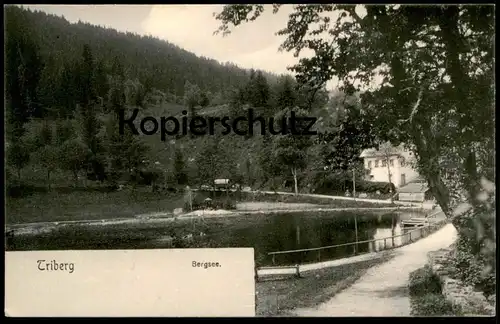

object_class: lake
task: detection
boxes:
[6,209,427,266]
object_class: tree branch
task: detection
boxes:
[397,83,426,124]
[340,6,364,26]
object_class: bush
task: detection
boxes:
[312,174,349,194]
[410,293,458,316]
[310,172,395,195]
[183,192,209,211]
[183,192,236,211]
[409,265,462,316]
[130,168,163,186]
[6,180,46,198]
[211,197,236,210]
[449,247,496,297]
[409,265,442,297]
[355,181,396,194]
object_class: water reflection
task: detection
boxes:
[7,210,426,267]
[369,222,402,252]
[180,210,422,266]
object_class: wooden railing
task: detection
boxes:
[266,217,449,267]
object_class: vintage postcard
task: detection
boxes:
[4,4,495,317]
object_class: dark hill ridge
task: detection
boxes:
[6,5,281,98]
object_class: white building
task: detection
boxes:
[360,143,420,188]
[214,179,230,189]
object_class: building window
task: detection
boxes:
[389,159,394,167]
[400,157,406,167]
[382,160,387,167]
[368,161,372,168]
[375,160,379,168]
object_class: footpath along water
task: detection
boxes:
[291,222,458,317]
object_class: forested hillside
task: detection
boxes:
[5,5,376,202]
[4,5,271,116]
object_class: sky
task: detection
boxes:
[22,5,372,91]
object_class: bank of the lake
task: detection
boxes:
[6,188,186,225]
[6,208,428,267]
[6,188,397,225]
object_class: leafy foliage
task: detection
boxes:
[195,136,238,187]
[409,265,442,297]
[409,265,460,316]
[271,107,312,194]
[215,3,495,288]
[184,81,202,116]
[449,238,496,297]
[410,293,458,316]
[59,138,90,185]
[173,148,188,185]
[6,141,31,179]
[316,91,376,170]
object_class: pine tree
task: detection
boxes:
[105,56,148,185]
[173,147,188,185]
[5,8,44,139]
[74,44,105,180]
[252,71,270,108]
[184,81,202,117]
[94,59,109,107]
[108,56,126,115]
[57,63,79,117]
[276,76,297,110]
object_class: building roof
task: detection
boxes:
[410,176,427,183]
[214,179,230,185]
[398,182,429,193]
[360,143,405,158]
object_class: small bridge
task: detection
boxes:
[401,212,440,228]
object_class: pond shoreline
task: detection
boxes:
[6,204,425,236]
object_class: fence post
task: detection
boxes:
[318,250,321,262]
[272,254,276,265]
[384,238,387,250]
[409,231,412,242]
[295,264,301,278]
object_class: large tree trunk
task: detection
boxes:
[413,125,452,216]
[47,169,51,191]
[385,155,392,185]
[386,162,392,185]
[73,170,79,187]
[437,8,486,214]
[292,168,298,195]
[385,159,394,203]
[385,20,451,210]
[437,9,495,283]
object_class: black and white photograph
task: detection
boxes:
[4,4,496,317]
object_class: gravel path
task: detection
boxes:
[291,222,458,317]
